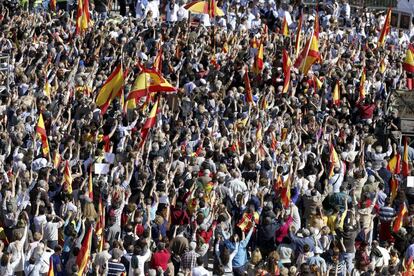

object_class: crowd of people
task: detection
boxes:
[1,0,414,275]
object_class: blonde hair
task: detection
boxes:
[83,202,98,221]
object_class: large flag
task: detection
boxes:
[281,176,291,208]
[47,257,55,276]
[244,67,255,105]
[403,44,414,73]
[184,0,224,17]
[295,13,303,58]
[332,81,340,106]
[139,99,159,149]
[64,161,73,194]
[281,16,289,37]
[377,8,392,48]
[390,176,399,203]
[359,68,366,100]
[126,68,176,109]
[75,0,91,35]
[329,143,340,178]
[282,49,291,94]
[95,65,124,114]
[403,138,410,177]
[36,114,50,157]
[294,13,320,74]
[253,43,264,75]
[393,203,408,233]
[388,153,401,174]
[76,227,93,276]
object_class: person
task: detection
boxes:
[192,256,210,276]
[107,248,126,276]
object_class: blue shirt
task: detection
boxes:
[232,227,254,268]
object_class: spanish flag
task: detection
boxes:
[75,0,91,35]
[329,143,340,178]
[403,44,414,73]
[281,176,291,208]
[295,13,303,58]
[251,37,259,49]
[223,42,229,54]
[88,166,93,200]
[36,114,50,157]
[270,132,277,152]
[64,161,73,194]
[126,68,176,109]
[244,67,255,105]
[76,227,93,276]
[390,176,399,204]
[53,150,61,169]
[95,196,105,252]
[44,80,51,99]
[294,13,320,74]
[95,65,124,115]
[253,43,264,75]
[154,48,163,73]
[237,211,259,233]
[281,16,289,37]
[377,8,392,48]
[256,122,263,142]
[359,67,366,100]
[332,80,340,106]
[259,95,268,110]
[403,137,410,177]
[274,175,283,191]
[184,0,224,17]
[140,99,159,149]
[393,203,408,233]
[313,75,323,90]
[379,58,387,74]
[403,256,414,274]
[282,49,291,94]
[47,257,54,276]
[388,153,401,174]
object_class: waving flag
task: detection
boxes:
[154,48,163,73]
[244,67,255,105]
[95,65,125,114]
[403,138,410,177]
[237,211,259,233]
[377,8,392,48]
[139,99,160,149]
[332,81,340,106]
[390,176,399,203]
[64,161,73,194]
[88,167,93,200]
[36,114,50,157]
[75,0,91,35]
[256,122,263,142]
[313,75,323,90]
[76,227,93,276]
[282,49,291,94]
[47,257,55,276]
[281,16,289,37]
[281,176,291,208]
[295,13,303,57]
[329,143,340,178]
[184,0,224,17]
[294,13,320,74]
[388,154,401,174]
[95,196,105,252]
[393,203,408,233]
[359,68,366,100]
[53,150,61,169]
[50,0,56,11]
[403,44,414,73]
[379,58,387,74]
[253,43,264,75]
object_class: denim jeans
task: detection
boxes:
[342,252,355,273]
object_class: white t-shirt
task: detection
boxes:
[43,221,64,242]
[166,3,179,22]
[192,265,211,276]
[33,215,47,233]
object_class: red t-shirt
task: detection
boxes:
[151,249,171,271]
[357,103,376,120]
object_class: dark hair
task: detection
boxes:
[196,256,204,266]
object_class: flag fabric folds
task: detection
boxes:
[184,0,224,17]
[140,99,160,149]
[388,154,401,174]
[390,176,399,203]
[244,67,254,105]
[75,0,91,35]
[403,138,410,177]
[64,160,73,194]
[281,16,289,37]
[377,8,392,48]
[95,196,105,252]
[95,65,125,114]
[36,114,50,157]
[281,176,291,208]
[393,203,408,233]
[50,0,56,11]
[76,227,93,276]
[253,43,264,75]
[295,14,303,58]
[282,49,291,94]
[332,81,340,106]
[47,257,55,276]
[329,143,340,178]
[403,44,414,73]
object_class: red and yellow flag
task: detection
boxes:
[244,67,254,105]
[281,16,289,37]
[379,58,387,74]
[390,176,399,203]
[294,13,320,74]
[64,161,73,194]
[139,99,160,149]
[95,196,105,252]
[329,143,340,178]
[313,75,323,90]
[377,8,392,48]
[253,43,264,75]
[403,44,414,73]
[184,0,224,17]
[75,0,91,35]
[76,227,93,275]
[47,257,54,276]
[154,48,163,73]
[388,154,401,174]
[393,203,408,233]
[53,150,61,169]
[403,138,410,177]
[282,49,291,94]
[50,0,56,11]
[332,81,340,106]
[88,166,93,200]
[36,114,50,157]
[359,67,366,100]
[281,176,291,208]
[95,65,125,115]
[295,13,303,58]
[237,212,259,233]
[256,122,263,142]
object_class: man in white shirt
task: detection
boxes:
[192,257,211,276]
[166,0,179,23]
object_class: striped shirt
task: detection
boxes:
[379,206,396,221]
[107,261,126,276]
